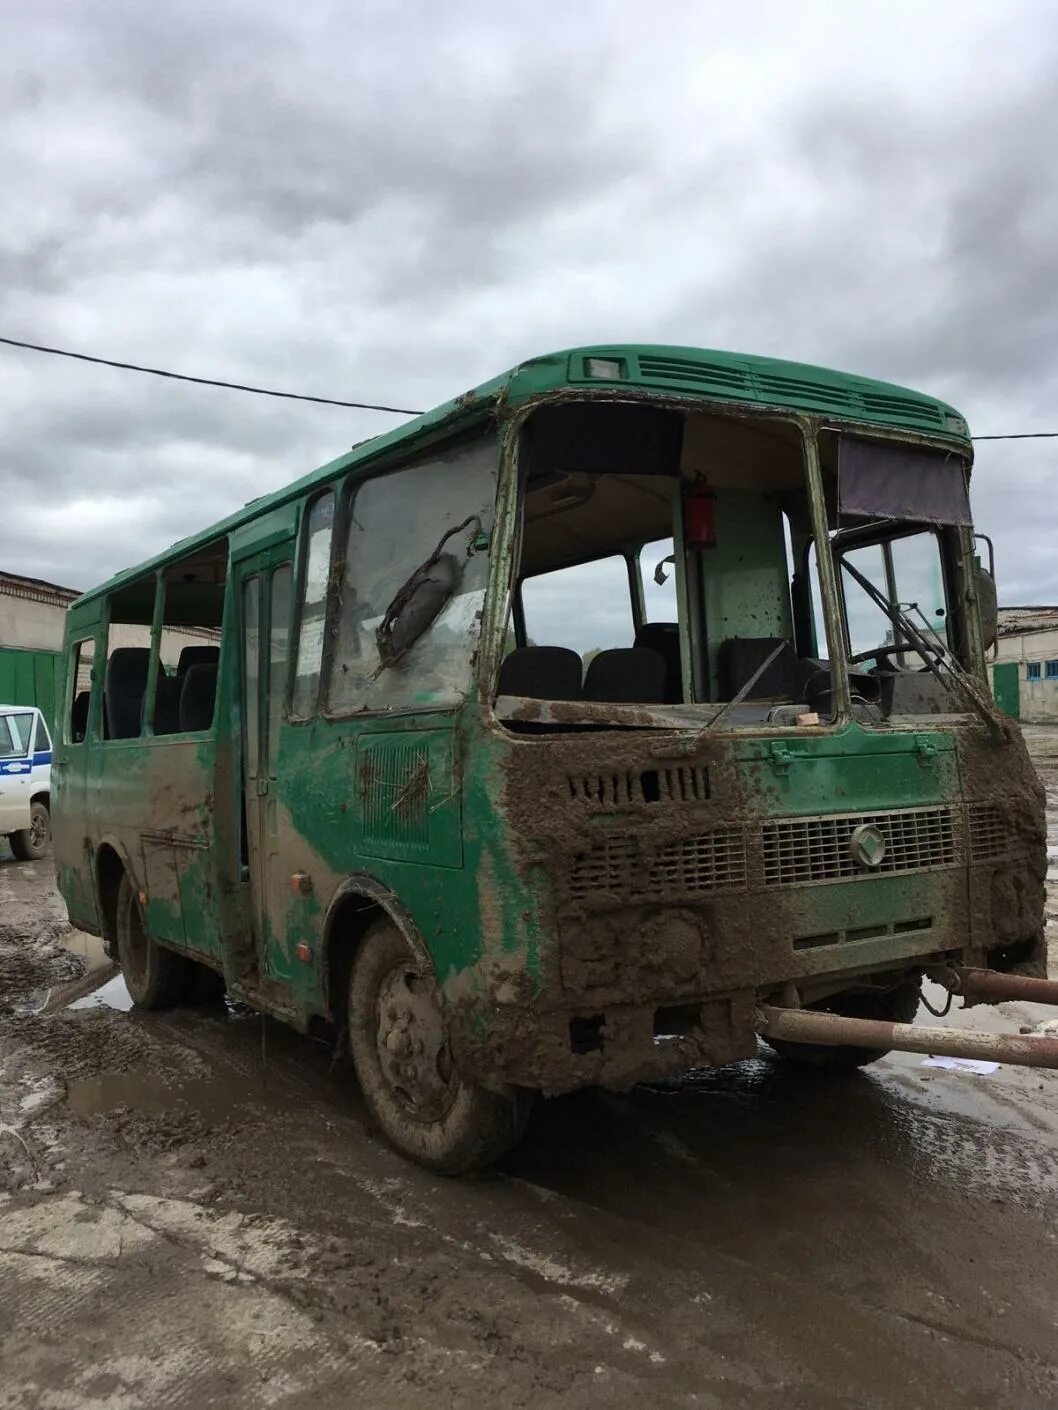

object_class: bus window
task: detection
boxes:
[640,537,677,625]
[102,574,157,740]
[521,555,634,661]
[67,639,95,743]
[243,578,261,771]
[153,540,227,736]
[329,436,497,714]
[291,492,334,719]
[267,565,292,766]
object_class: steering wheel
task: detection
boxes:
[847,640,943,668]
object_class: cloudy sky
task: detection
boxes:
[3,0,1057,628]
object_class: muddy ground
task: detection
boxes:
[3,735,1058,1408]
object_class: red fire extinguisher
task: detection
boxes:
[684,482,717,550]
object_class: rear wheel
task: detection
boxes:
[115,873,193,1009]
[763,980,922,1070]
[10,801,50,862]
[347,917,532,1174]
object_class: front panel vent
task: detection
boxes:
[568,766,709,807]
[568,826,746,902]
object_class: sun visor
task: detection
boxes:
[839,438,972,526]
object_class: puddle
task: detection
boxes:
[70,974,133,1012]
[66,1069,253,1121]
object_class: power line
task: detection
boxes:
[0,335,422,416]
[972,432,1058,441]
[2,333,1057,438]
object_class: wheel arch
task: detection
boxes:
[320,874,433,1029]
[93,835,140,955]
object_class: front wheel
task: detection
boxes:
[763,979,922,1070]
[10,800,50,861]
[348,917,532,1174]
[115,873,193,1009]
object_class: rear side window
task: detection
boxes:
[68,638,96,743]
[0,716,17,757]
[32,715,51,754]
[6,712,34,755]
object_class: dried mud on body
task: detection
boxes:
[2,736,1058,1406]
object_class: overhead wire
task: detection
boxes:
[1,333,1055,438]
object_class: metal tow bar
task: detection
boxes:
[757,967,1058,1070]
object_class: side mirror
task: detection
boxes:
[976,564,998,652]
[376,554,459,668]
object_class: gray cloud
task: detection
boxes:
[2,0,1057,616]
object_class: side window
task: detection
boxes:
[243,578,261,768]
[639,538,677,624]
[266,565,292,767]
[329,436,497,714]
[291,492,334,719]
[153,540,227,735]
[102,574,157,740]
[8,712,34,756]
[68,638,96,743]
[32,714,51,755]
[0,716,19,758]
[521,554,634,664]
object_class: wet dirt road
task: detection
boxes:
[3,736,1058,1408]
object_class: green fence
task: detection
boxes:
[0,647,62,730]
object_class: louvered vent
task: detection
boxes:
[567,766,709,807]
[568,826,746,902]
[361,742,431,849]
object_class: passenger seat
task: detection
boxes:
[179,663,219,732]
[497,646,582,700]
[583,647,666,704]
[634,622,682,702]
[104,647,150,740]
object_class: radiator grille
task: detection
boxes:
[761,807,958,888]
[568,826,746,902]
[360,743,430,849]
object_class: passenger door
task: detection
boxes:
[236,547,293,981]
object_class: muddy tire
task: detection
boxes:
[763,980,922,1070]
[10,801,50,862]
[115,873,192,1009]
[348,917,531,1174]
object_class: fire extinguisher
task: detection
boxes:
[684,482,717,550]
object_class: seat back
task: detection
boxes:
[153,671,183,735]
[583,647,666,704]
[634,622,682,702]
[717,637,799,700]
[179,663,219,732]
[70,690,90,743]
[497,646,582,701]
[177,644,220,681]
[104,647,150,739]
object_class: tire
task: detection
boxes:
[763,979,922,1070]
[347,916,532,1174]
[10,801,50,862]
[115,872,193,1009]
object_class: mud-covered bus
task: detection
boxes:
[53,345,1051,1172]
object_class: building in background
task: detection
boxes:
[0,572,80,726]
[992,606,1058,721]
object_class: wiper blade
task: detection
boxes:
[841,559,1000,735]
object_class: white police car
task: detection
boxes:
[0,704,52,861]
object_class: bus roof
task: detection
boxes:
[74,343,971,607]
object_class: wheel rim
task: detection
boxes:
[30,808,48,851]
[374,962,457,1123]
[122,892,150,987]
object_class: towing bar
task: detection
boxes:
[757,1005,1058,1069]
[941,966,1058,1007]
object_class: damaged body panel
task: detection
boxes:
[51,343,1048,1170]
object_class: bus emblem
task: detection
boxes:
[849,823,887,870]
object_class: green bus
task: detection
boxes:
[53,345,1047,1172]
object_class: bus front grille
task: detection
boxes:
[568,826,746,902]
[761,806,959,888]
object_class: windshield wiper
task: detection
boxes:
[841,559,1001,736]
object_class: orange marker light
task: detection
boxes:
[295,943,313,963]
